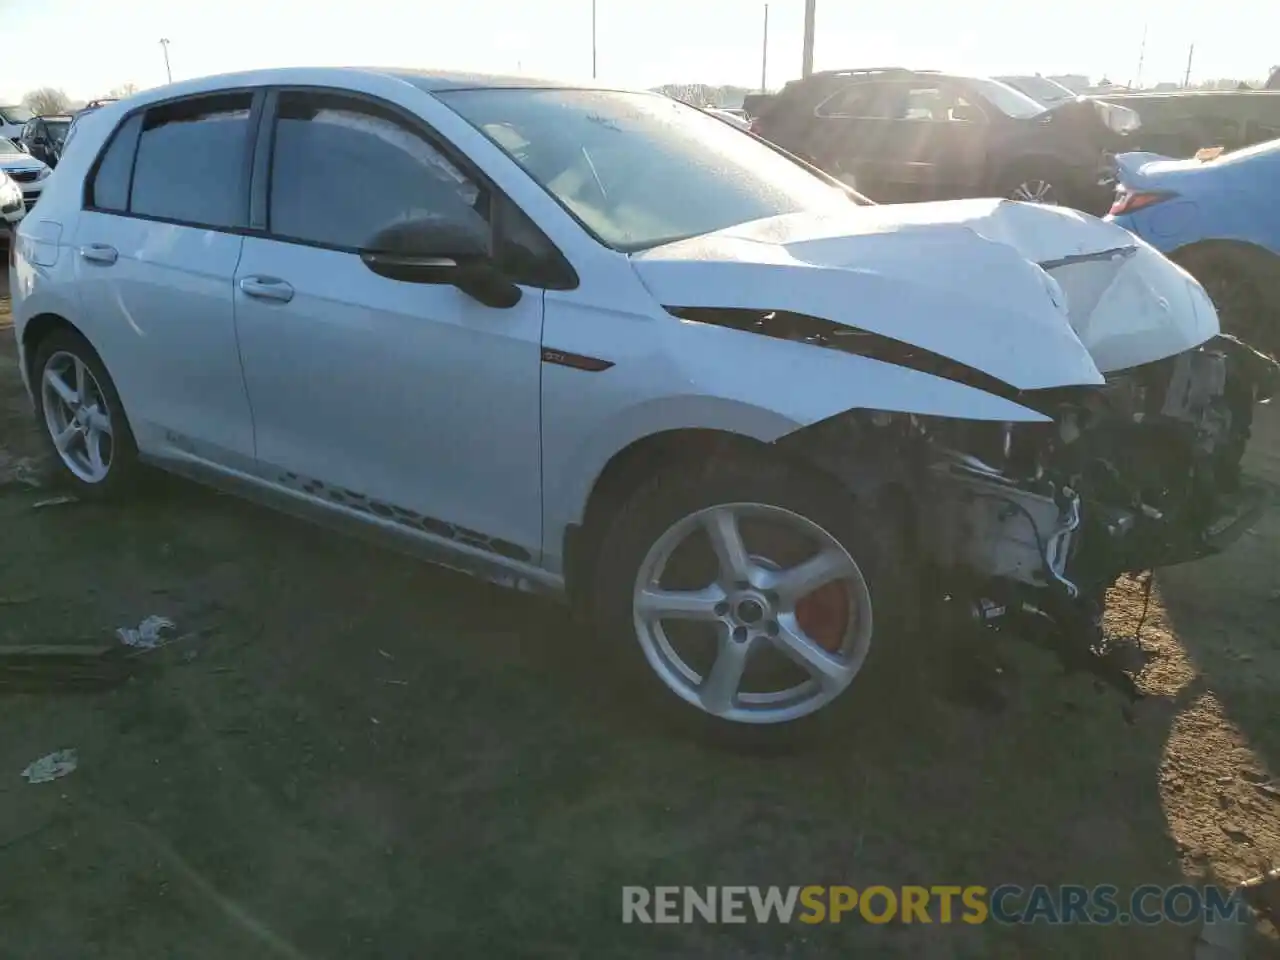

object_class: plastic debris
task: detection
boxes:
[21,749,78,784]
[116,615,176,650]
[31,495,79,510]
[0,454,43,489]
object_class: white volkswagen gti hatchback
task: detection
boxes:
[10,68,1278,731]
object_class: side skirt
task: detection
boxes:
[140,451,567,599]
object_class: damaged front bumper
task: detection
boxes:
[791,331,1279,704]
[921,332,1278,698]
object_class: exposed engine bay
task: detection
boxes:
[785,331,1280,703]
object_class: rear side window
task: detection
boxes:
[267,90,485,250]
[87,113,143,211]
[814,83,893,119]
[130,93,252,228]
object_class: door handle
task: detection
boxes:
[238,275,294,303]
[78,243,117,265]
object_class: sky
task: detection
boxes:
[1,0,1275,103]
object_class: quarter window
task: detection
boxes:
[87,113,143,212]
[267,91,486,251]
[130,93,253,228]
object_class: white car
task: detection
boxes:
[1,104,34,144]
[0,170,24,229]
[0,136,52,213]
[9,68,1277,731]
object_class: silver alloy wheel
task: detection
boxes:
[41,350,114,484]
[632,502,873,725]
[1009,179,1058,204]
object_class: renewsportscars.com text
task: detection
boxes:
[622,884,1248,926]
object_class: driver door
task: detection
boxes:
[233,88,547,561]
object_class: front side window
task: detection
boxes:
[267,91,484,250]
[439,88,849,252]
[896,86,984,122]
[130,93,253,228]
[966,79,1046,119]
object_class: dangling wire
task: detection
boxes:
[1133,569,1155,649]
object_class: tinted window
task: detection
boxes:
[268,91,484,250]
[815,83,892,119]
[87,113,143,211]
[130,93,252,228]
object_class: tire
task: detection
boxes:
[998,161,1065,205]
[31,328,142,498]
[591,450,911,745]
[1177,248,1278,358]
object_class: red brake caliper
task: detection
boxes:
[794,581,851,653]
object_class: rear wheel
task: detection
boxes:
[31,329,142,498]
[592,453,908,738]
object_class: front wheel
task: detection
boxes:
[592,454,907,734]
[1178,248,1278,358]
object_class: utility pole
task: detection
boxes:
[760,4,769,92]
[1183,43,1195,88]
[591,0,597,79]
[801,0,816,78]
[1134,22,1147,89]
[159,38,172,84]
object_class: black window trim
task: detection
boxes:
[80,87,266,235]
[249,84,578,291]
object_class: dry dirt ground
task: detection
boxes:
[0,277,1278,959]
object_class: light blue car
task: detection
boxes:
[1107,138,1280,356]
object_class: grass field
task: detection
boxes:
[1,282,1278,958]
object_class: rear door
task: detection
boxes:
[71,92,259,467]
[804,80,898,194]
[875,80,991,201]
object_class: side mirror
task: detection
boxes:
[16,141,30,153]
[359,209,522,309]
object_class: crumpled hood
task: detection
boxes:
[632,199,1218,389]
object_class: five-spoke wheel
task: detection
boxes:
[41,350,115,483]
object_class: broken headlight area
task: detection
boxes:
[789,334,1279,703]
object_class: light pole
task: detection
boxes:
[591,0,597,79]
[159,38,172,84]
[801,0,816,78]
[760,4,769,92]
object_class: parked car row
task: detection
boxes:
[9,68,1278,734]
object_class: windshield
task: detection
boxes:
[968,78,1048,119]
[438,88,850,252]
[998,76,1076,105]
[45,120,70,142]
[1,105,34,124]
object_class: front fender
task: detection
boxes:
[540,309,1051,563]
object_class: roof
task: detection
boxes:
[374,67,592,92]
